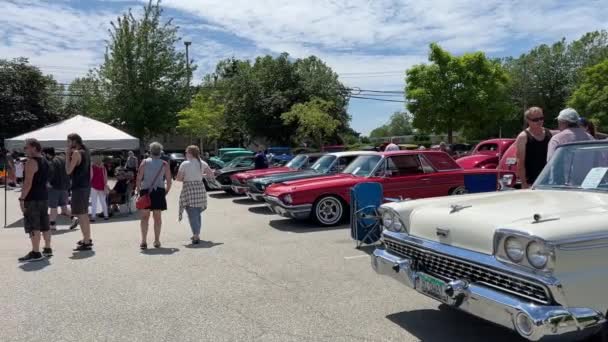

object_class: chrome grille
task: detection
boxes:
[384,238,551,304]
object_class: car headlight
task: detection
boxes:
[380,209,406,233]
[504,237,525,262]
[495,230,554,271]
[526,241,549,269]
[381,211,394,228]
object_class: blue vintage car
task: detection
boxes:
[267,147,293,165]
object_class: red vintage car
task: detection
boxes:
[456,138,515,169]
[264,151,513,226]
[229,153,325,195]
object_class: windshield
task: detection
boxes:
[310,155,336,173]
[475,143,499,153]
[535,143,608,191]
[343,155,382,177]
[286,155,307,168]
[171,153,185,159]
[225,157,250,168]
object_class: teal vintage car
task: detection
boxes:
[209,148,251,167]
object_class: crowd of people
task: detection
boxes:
[11,134,212,262]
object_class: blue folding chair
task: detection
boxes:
[350,182,383,248]
[464,173,498,193]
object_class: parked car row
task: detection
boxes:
[207,148,514,227]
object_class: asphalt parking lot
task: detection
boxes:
[1,183,524,342]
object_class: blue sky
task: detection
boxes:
[2,0,607,135]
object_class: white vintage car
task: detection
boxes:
[372,140,608,341]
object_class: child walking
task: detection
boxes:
[90,156,109,221]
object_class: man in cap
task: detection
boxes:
[547,108,594,161]
[384,138,399,152]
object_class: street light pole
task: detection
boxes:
[184,41,191,92]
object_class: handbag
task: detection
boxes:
[136,162,166,210]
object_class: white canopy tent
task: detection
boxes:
[4,115,139,151]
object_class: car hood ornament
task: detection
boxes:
[450,204,472,214]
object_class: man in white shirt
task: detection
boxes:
[384,138,399,152]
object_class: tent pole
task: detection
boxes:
[4,163,7,228]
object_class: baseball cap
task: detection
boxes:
[557,108,580,123]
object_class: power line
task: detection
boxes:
[338,70,404,75]
[350,96,406,103]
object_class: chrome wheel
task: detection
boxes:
[314,196,344,226]
[450,186,468,195]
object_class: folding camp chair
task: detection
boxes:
[464,173,498,194]
[350,182,384,248]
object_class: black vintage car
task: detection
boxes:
[213,156,256,195]
[169,153,186,179]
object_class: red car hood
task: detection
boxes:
[266,174,358,196]
[235,167,292,181]
[456,154,498,169]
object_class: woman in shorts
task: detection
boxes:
[135,142,172,250]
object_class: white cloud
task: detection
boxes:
[158,0,608,90]
[0,1,119,82]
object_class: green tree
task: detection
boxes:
[0,58,62,141]
[369,125,390,138]
[63,77,105,117]
[406,43,512,142]
[200,54,350,145]
[568,59,608,127]
[504,30,608,133]
[177,91,225,148]
[281,98,340,148]
[95,0,193,151]
[370,111,414,138]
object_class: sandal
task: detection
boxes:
[140,243,147,250]
[77,239,93,246]
[153,241,161,248]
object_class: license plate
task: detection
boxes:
[417,273,448,302]
[505,157,517,166]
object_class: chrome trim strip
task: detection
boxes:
[263,196,313,211]
[383,231,557,303]
[551,232,608,247]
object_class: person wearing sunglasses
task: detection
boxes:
[514,107,552,189]
[547,108,594,161]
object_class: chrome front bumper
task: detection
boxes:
[263,196,312,219]
[230,185,249,195]
[372,248,605,341]
[246,191,265,202]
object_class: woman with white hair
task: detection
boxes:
[136,142,172,250]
